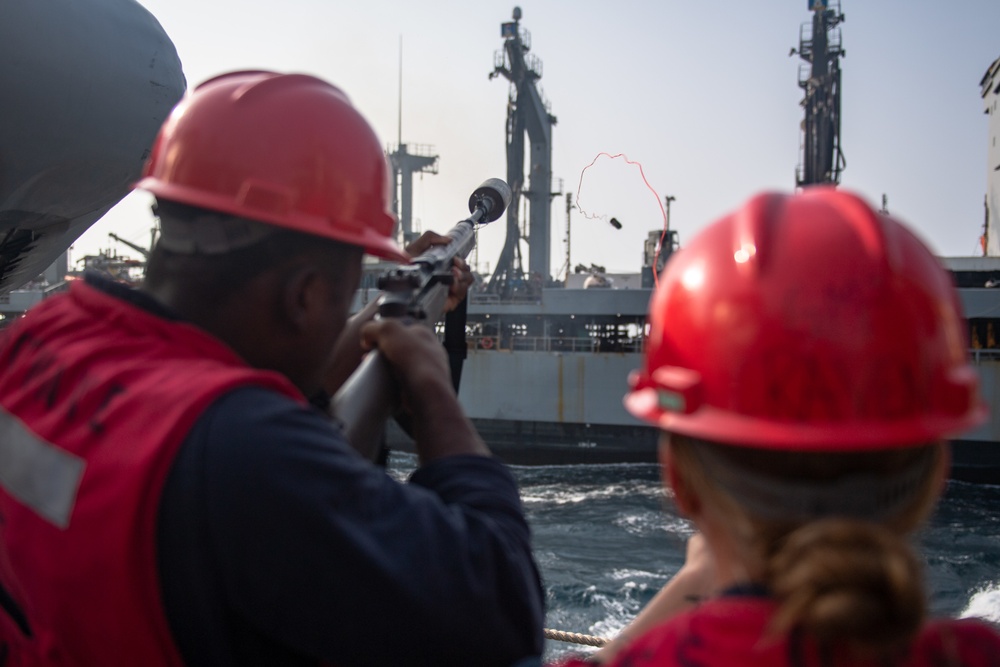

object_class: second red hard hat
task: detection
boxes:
[625,188,986,451]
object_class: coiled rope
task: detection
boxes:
[544,628,609,648]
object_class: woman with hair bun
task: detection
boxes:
[554,189,1000,666]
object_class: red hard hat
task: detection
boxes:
[136,70,408,262]
[625,188,986,451]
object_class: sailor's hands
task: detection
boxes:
[404,231,475,313]
[360,317,451,396]
[403,231,446,256]
[445,256,474,312]
[360,316,489,462]
[323,231,473,395]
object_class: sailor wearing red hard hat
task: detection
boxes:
[556,188,1000,667]
[0,71,544,666]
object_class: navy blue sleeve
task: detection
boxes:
[157,387,543,667]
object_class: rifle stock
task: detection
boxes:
[331,178,511,461]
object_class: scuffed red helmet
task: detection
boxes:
[136,70,407,262]
[625,188,986,451]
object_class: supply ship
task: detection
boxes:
[379,3,1000,483]
[1,2,997,482]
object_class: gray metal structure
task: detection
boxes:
[488,7,557,297]
[0,0,185,295]
[981,55,1000,256]
[793,0,846,187]
[387,144,439,245]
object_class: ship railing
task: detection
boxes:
[469,293,542,306]
[471,292,501,305]
[970,348,1000,363]
[467,335,644,353]
[386,142,438,159]
[514,336,596,353]
[467,344,1000,359]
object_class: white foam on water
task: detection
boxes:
[608,568,670,582]
[521,482,665,506]
[959,582,1000,623]
[587,590,638,639]
[588,578,673,637]
[661,516,697,537]
[614,511,663,535]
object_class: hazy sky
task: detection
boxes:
[76,0,1000,276]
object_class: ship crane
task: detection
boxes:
[488,6,558,298]
[108,232,153,259]
[793,0,846,187]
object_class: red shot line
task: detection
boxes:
[575,152,669,286]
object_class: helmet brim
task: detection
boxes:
[137,177,410,264]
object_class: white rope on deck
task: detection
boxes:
[544,628,609,648]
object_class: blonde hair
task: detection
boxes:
[667,434,945,658]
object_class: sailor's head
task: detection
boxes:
[625,187,984,520]
[625,187,986,655]
[135,69,407,262]
[133,70,406,396]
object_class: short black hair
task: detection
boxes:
[144,200,358,306]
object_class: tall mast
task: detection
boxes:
[397,35,403,148]
[387,37,439,245]
[488,6,557,297]
[793,0,846,187]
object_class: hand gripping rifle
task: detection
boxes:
[331,178,512,461]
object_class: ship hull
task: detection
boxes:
[951,439,1000,484]
[455,350,1000,483]
[368,284,1000,484]
[470,418,658,465]
[455,347,656,463]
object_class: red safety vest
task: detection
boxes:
[557,597,1000,667]
[0,281,304,665]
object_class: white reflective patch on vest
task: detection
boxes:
[0,408,85,529]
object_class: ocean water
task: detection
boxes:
[388,454,1000,663]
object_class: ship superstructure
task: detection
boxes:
[982,56,1000,255]
[793,0,846,187]
[792,0,846,187]
[488,7,558,299]
[388,144,439,247]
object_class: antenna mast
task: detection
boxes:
[387,36,439,246]
[397,35,402,147]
